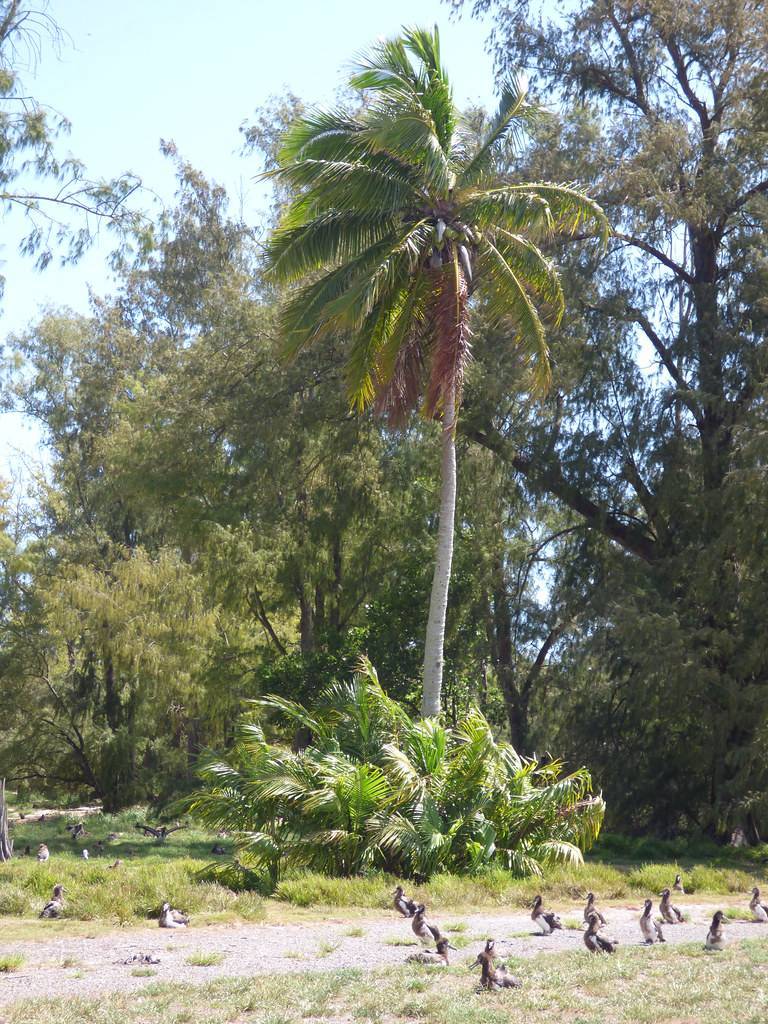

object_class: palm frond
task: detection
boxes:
[478,238,551,394]
[478,182,609,242]
[265,211,398,284]
[459,72,539,185]
[492,230,565,322]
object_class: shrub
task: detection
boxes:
[187,659,604,887]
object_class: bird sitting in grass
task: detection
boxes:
[659,888,684,924]
[583,892,606,926]
[411,904,444,945]
[470,939,522,989]
[583,911,618,953]
[81,848,89,860]
[37,843,49,863]
[639,899,665,944]
[405,937,454,966]
[40,884,65,919]
[749,887,768,922]
[393,885,418,918]
[108,858,123,869]
[705,910,726,950]
[159,901,190,928]
[531,895,563,934]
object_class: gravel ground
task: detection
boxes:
[0,901,765,1006]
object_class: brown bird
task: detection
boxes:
[583,892,606,926]
[159,901,189,928]
[672,873,685,894]
[40,884,65,919]
[639,899,665,944]
[750,887,768,922]
[531,895,562,934]
[405,937,454,965]
[36,843,50,863]
[583,911,618,953]
[412,904,444,945]
[659,888,684,924]
[393,885,418,918]
[705,910,726,950]
[470,939,522,989]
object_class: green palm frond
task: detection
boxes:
[492,231,565,321]
[265,211,398,283]
[459,72,538,185]
[275,107,366,165]
[482,182,609,241]
[479,239,551,394]
[254,694,330,744]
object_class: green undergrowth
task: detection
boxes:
[5,938,768,1024]
[592,831,768,868]
[273,857,766,909]
[3,811,767,922]
[0,858,265,922]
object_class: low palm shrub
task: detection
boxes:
[187,659,604,886]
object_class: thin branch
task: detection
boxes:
[462,425,658,563]
[613,232,695,285]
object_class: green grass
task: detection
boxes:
[724,907,754,921]
[130,967,157,977]
[1,810,263,924]
[0,953,24,972]
[185,951,225,967]
[342,926,365,937]
[5,938,768,1023]
[3,811,767,929]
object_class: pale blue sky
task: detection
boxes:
[1,0,501,475]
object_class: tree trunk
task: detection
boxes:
[0,778,13,862]
[421,385,458,718]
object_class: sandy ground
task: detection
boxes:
[0,901,765,1007]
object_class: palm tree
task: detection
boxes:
[263,26,608,717]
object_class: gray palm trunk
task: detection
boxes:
[0,778,13,862]
[421,384,458,718]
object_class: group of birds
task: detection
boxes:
[33,841,122,868]
[392,872,768,987]
[37,882,190,929]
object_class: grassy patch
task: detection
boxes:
[1,810,264,924]
[563,916,583,930]
[130,967,157,977]
[724,907,754,921]
[185,951,225,967]
[316,940,340,957]
[5,937,768,1023]
[0,953,24,972]
[342,926,365,937]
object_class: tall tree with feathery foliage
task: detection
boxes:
[263,26,608,717]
